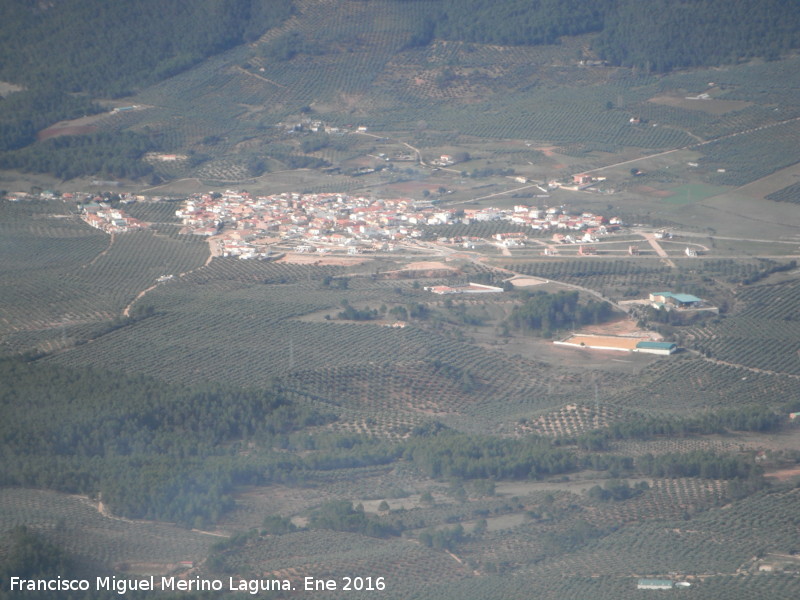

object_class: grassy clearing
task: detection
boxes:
[662,183,729,204]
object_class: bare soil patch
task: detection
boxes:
[509,276,547,287]
[470,328,657,372]
[580,317,652,337]
[278,252,368,266]
[375,259,460,280]
[634,185,675,198]
[766,466,800,481]
[732,161,800,200]
[404,261,451,271]
[38,124,98,141]
[561,334,641,351]
[0,81,24,96]
[538,146,559,157]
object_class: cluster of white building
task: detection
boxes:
[80,204,146,233]
[175,190,622,259]
[508,205,622,232]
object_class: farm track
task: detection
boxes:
[532,278,625,311]
[688,349,800,381]
[96,499,136,523]
[693,201,800,231]
[121,283,162,318]
[410,239,627,310]
[678,232,800,244]
[140,177,203,193]
[234,65,287,88]
[496,260,628,312]
[353,131,424,166]
[122,244,214,318]
[462,183,542,204]
[641,232,677,269]
[581,114,800,176]
[91,497,228,539]
[82,232,115,268]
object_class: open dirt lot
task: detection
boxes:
[560,334,641,351]
[509,276,548,287]
[579,317,650,337]
[402,260,454,271]
[766,467,800,481]
[278,252,368,266]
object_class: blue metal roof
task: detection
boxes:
[653,291,701,303]
[670,293,701,303]
[636,341,677,350]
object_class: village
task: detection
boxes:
[174,189,623,259]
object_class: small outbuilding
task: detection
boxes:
[637,579,674,590]
[634,341,677,355]
[649,292,703,309]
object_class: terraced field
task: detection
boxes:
[0,201,208,356]
[5,4,800,595]
[690,280,800,376]
[204,480,800,600]
[70,0,798,192]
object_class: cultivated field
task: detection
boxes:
[4,3,800,597]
